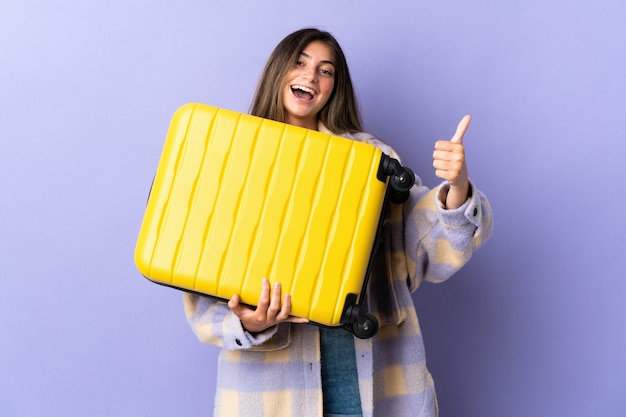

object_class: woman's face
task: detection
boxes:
[281,40,336,130]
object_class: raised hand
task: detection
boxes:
[228,278,309,334]
[433,115,471,209]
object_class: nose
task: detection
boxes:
[303,66,318,83]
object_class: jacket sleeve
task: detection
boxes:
[401,177,494,291]
[339,132,493,292]
[183,293,292,351]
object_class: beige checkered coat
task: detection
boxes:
[184,132,493,417]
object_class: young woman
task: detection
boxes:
[183,28,493,417]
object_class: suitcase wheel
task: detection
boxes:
[351,313,379,339]
[379,156,416,204]
[390,167,415,193]
[342,298,379,339]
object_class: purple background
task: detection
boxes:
[2,1,625,416]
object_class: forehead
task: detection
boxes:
[300,41,335,65]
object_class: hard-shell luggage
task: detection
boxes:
[134,103,414,338]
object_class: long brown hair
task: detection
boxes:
[249,28,363,134]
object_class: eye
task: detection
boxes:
[320,68,334,77]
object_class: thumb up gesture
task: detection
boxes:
[433,115,471,209]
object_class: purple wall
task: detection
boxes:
[1,1,624,416]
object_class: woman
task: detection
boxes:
[183,28,493,417]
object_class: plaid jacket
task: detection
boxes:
[184,132,493,417]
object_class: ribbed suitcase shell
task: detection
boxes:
[135,103,388,327]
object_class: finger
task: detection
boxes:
[451,115,472,144]
[228,294,247,317]
[256,278,271,310]
[279,294,308,323]
[266,282,282,319]
[228,294,239,309]
[286,316,310,324]
[433,141,465,159]
[275,293,293,321]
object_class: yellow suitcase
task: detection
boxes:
[135,103,414,338]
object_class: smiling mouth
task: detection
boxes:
[291,85,315,100]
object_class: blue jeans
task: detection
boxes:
[324,415,363,417]
[319,326,363,417]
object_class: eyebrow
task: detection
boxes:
[300,51,335,67]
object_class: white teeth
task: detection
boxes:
[292,85,315,95]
